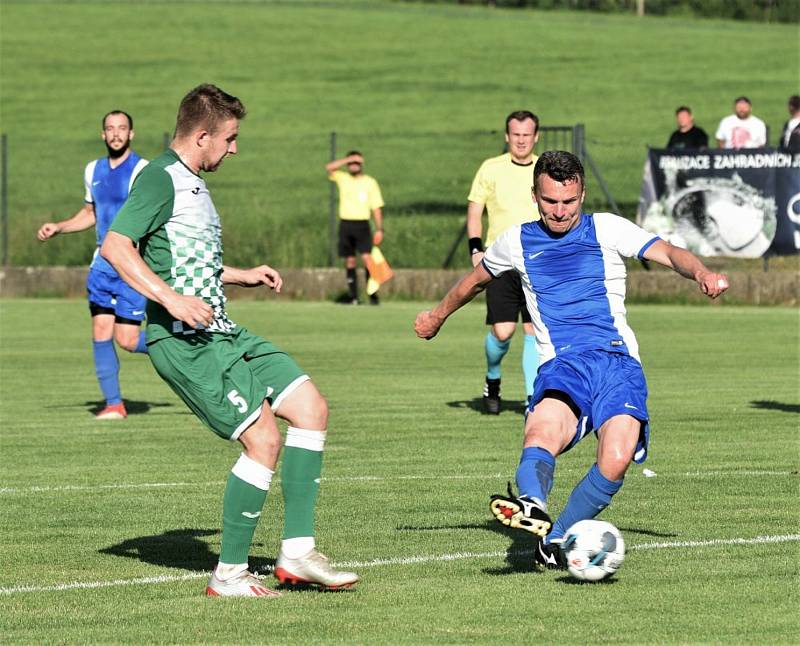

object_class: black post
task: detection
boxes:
[328,131,337,267]
[163,131,170,151]
[584,148,622,215]
[442,223,466,269]
[1,134,7,268]
[573,123,585,158]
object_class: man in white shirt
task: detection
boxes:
[715,96,767,149]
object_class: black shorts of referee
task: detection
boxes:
[485,271,532,326]
[338,220,372,257]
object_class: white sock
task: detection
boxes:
[215,561,248,581]
[281,536,315,559]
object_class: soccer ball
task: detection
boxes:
[561,520,625,582]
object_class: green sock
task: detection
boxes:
[219,454,272,565]
[281,427,325,539]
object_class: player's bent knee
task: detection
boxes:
[276,382,329,430]
[523,424,568,455]
[597,445,635,480]
[491,325,515,343]
[239,423,282,466]
[115,336,139,353]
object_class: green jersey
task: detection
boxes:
[110,149,236,341]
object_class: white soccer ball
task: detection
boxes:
[562,520,625,582]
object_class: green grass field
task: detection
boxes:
[0,299,797,643]
[1,1,797,268]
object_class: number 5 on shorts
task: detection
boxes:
[227,389,248,413]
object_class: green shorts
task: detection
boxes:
[148,326,308,441]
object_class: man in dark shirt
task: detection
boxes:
[779,95,800,153]
[667,106,708,149]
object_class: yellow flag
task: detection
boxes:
[365,246,394,295]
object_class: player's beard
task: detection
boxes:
[106,139,131,159]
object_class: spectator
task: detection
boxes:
[715,96,767,149]
[779,95,800,153]
[666,106,708,149]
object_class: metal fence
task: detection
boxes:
[0,125,621,270]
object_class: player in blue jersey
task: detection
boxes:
[37,111,150,420]
[415,150,729,570]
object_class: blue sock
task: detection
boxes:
[515,446,555,505]
[134,330,148,354]
[93,339,121,405]
[522,334,539,397]
[485,332,510,380]
[548,463,623,542]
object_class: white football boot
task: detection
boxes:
[274,549,359,590]
[205,569,281,598]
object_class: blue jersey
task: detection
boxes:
[84,152,148,275]
[482,213,660,365]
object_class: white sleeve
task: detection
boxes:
[755,119,767,147]
[594,212,660,259]
[83,160,96,203]
[714,117,728,143]
[481,225,518,277]
[128,158,149,193]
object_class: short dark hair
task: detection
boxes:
[102,110,133,129]
[346,150,362,158]
[734,96,752,105]
[505,110,540,134]
[675,106,692,115]
[175,84,246,137]
[533,150,585,190]
[789,95,800,111]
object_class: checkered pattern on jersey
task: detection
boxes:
[166,221,236,333]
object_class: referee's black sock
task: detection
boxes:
[346,267,358,300]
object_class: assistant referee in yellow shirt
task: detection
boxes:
[467,111,540,414]
[326,151,385,305]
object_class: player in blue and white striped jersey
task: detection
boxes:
[37,111,149,420]
[415,150,729,569]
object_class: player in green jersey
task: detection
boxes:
[101,84,358,598]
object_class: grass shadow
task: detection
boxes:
[99,527,276,574]
[750,400,800,414]
[446,397,528,416]
[617,526,678,538]
[396,520,539,575]
[84,400,177,416]
[554,574,619,585]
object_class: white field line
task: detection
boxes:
[0,469,794,495]
[0,534,797,597]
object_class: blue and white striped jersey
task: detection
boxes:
[482,213,660,364]
[83,152,148,274]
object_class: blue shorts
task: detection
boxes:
[531,350,651,463]
[86,266,147,322]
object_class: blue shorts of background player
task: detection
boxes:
[87,266,147,323]
[85,265,150,419]
[514,349,651,545]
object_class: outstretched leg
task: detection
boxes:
[273,380,358,589]
[548,414,640,542]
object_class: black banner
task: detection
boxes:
[637,148,800,257]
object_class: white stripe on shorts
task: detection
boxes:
[230,406,263,442]
[270,375,310,412]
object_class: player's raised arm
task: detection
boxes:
[325,153,363,175]
[37,203,96,240]
[415,262,493,339]
[642,239,729,299]
[221,264,283,292]
[101,231,212,328]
